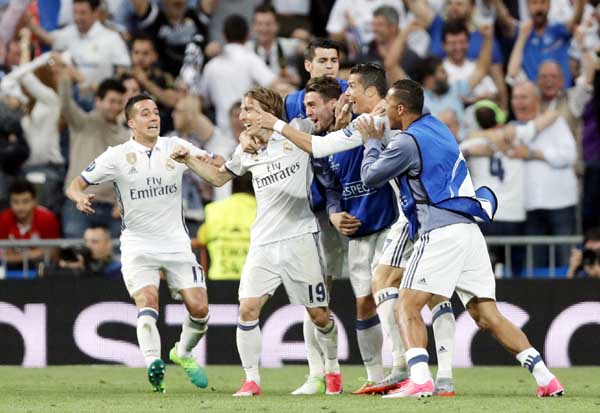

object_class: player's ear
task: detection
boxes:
[127,118,134,129]
[304,60,312,74]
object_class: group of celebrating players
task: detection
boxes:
[66,38,564,399]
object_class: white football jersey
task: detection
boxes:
[311,114,397,158]
[225,130,318,246]
[81,136,206,254]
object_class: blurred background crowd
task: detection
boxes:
[0,0,599,280]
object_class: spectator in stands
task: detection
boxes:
[0,0,31,65]
[28,0,131,105]
[131,0,218,77]
[52,55,128,239]
[511,81,578,268]
[507,22,596,141]
[1,52,64,216]
[197,14,284,137]
[495,0,585,86]
[406,0,508,109]
[359,5,423,81]
[197,174,256,280]
[0,97,29,210]
[128,34,179,133]
[52,225,122,278]
[582,70,600,233]
[0,179,60,272]
[442,19,499,105]
[413,24,493,137]
[246,3,303,86]
[567,227,600,279]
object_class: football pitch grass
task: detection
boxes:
[2,366,599,412]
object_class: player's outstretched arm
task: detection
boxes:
[171,145,233,187]
[66,176,96,215]
[251,101,315,154]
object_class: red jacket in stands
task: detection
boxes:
[0,206,60,240]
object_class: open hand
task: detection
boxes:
[356,116,385,143]
[75,193,95,215]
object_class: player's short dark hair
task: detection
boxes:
[413,56,443,84]
[442,18,470,42]
[254,3,277,17]
[124,93,155,120]
[475,106,498,129]
[244,87,283,118]
[73,0,100,10]
[8,178,36,197]
[389,79,424,114]
[224,14,249,43]
[373,5,399,26]
[350,62,387,98]
[96,78,125,99]
[304,38,342,61]
[305,76,342,101]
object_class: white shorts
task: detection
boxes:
[347,229,389,297]
[239,232,328,307]
[121,251,206,300]
[316,209,348,279]
[378,219,413,269]
[400,223,496,306]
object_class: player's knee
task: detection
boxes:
[239,303,260,321]
[308,307,329,328]
[135,291,159,310]
[188,303,209,319]
[356,295,376,319]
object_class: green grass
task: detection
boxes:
[1,366,599,412]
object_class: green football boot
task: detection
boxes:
[169,343,208,388]
[147,359,166,393]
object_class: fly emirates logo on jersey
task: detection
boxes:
[254,161,301,190]
[129,177,178,201]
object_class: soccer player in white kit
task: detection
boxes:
[66,95,210,393]
[170,87,342,397]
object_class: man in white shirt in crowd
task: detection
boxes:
[66,94,211,394]
[246,3,303,86]
[170,87,343,397]
[512,81,578,269]
[29,0,131,103]
[197,14,287,137]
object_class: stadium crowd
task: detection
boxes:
[0,0,599,279]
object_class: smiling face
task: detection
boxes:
[239,96,264,137]
[128,99,161,140]
[444,32,469,64]
[304,91,336,133]
[345,73,371,114]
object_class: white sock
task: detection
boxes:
[136,307,161,367]
[315,317,340,374]
[406,347,432,385]
[303,310,324,378]
[375,287,407,373]
[356,315,384,382]
[177,313,209,358]
[516,348,554,387]
[431,301,455,380]
[236,318,261,385]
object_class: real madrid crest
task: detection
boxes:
[166,159,176,171]
[126,152,137,164]
[283,141,293,154]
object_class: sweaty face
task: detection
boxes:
[447,0,472,20]
[239,97,263,137]
[96,91,124,123]
[73,2,95,34]
[528,0,549,26]
[304,91,335,133]
[131,40,157,70]
[10,192,35,222]
[346,73,371,114]
[129,99,161,139]
[444,32,469,64]
[537,63,563,100]
[305,48,339,78]
[253,12,278,45]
